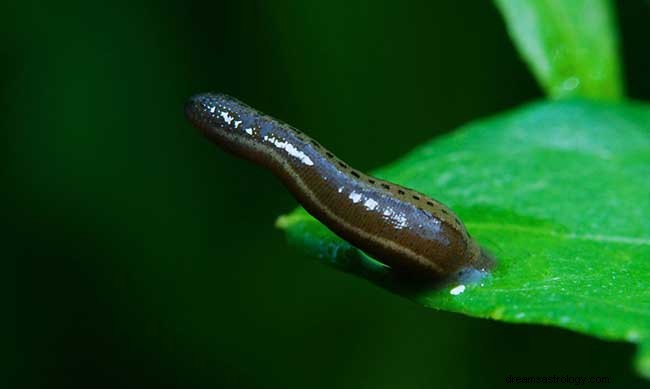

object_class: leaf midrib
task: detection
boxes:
[467,222,650,246]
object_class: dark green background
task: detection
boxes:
[7,1,649,388]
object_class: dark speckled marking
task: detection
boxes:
[185,93,494,280]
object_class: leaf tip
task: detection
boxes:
[635,342,650,380]
[275,214,291,230]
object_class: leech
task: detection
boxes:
[185,93,494,280]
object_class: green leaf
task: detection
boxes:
[277,99,650,379]
[494,0,624,100]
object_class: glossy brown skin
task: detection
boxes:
[185,93,493,280]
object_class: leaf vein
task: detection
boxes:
[467,222,650,246]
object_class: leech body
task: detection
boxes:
[185,93,493,280]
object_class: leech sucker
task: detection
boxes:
[185,93,494,280]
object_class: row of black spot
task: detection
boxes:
[294,129,461,225]
[315,140,444,207]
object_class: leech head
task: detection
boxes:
[185,93,247,137]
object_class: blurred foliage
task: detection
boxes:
[495,0,623,99]
[6,0,649,388]
[279,99,650,378]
